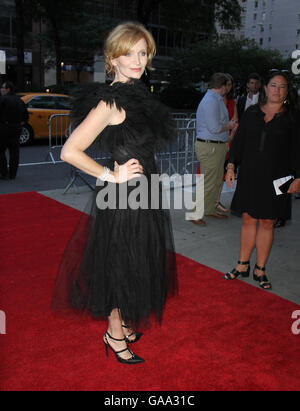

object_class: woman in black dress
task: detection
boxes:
[223,71,300,289]
[51,23,177,364]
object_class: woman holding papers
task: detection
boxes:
[223,71,300,290]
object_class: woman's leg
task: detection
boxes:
[254,219,275,287]
[236,212,257,272]
[225,213,257,279]
[104,308,132,360]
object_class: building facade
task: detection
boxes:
[0,0,34,87]
[0,0,185,90]
[243,0,300,58]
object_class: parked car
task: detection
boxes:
[18,93,72,145]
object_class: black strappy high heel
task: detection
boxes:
[103,331,145,364]
[223,260,250,280]
[253,264,272,290]
[122,324,143,344]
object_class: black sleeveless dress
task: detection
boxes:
[229,105,300,220]
[51,80,178,328]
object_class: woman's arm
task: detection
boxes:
[61,101,142,183]
[232,103,238,123]
[229,103,239,141]
[288,113,300,193]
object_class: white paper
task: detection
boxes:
[273,175,294,195]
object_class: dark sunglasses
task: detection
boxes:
[269,69,291,75]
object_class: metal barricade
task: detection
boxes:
[48,113,71,164]
[156,116,198,177]
[171,112,195,130]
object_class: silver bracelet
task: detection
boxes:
[98,166,110,181]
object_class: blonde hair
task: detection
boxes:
[104,22,156,76]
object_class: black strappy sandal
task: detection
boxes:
[122,324,143,344]
[253,264,272,290]
[223,260,250,280]
[103,331,145,364]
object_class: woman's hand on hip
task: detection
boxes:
[113,159,143,183]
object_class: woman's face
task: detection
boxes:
[111,38,148,83]
[265,75,288,105]
[225,79,232,95]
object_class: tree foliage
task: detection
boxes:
[159,0,242,43]
[167,37,290,88]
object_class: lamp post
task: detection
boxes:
[61,61,65,86]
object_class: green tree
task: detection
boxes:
[135,0,163,25]
[167,37,289,88]
[14,0,25,90]
[159,0,242,43]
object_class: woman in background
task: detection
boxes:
[224,71,300,290]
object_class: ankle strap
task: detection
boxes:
[106,331,126,342]
[238,260,250,265]
[255,264,265,271]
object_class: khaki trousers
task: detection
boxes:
[195,141,227,215]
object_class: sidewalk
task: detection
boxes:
[40,184,300,305]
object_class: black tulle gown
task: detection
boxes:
[51,80,177,328]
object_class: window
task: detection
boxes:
[255,1,258,8]
[254,13,257,20]
[27,96,57,109]
[54,96,72,110]
[259,38,263,45]
[297,29,300,37]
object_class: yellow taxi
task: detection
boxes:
[19,93,72,145]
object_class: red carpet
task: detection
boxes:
[0,191,300,391]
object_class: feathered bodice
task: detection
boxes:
[70,79,173,166]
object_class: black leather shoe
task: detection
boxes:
[223,260,250,280]
[103,331,145,364]
[122,324,143,344]
[274,218,286,228]
[253,264,272,290]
